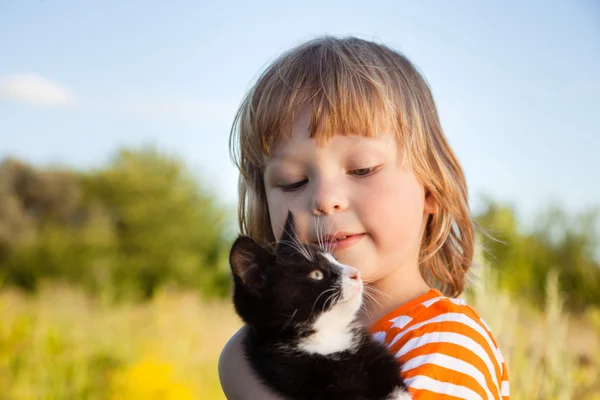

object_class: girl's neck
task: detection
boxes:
[360,262,431,328]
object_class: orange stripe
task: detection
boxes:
[398,342,499,397]
[368,289,510,398]
[403,365,490,399]
[501,363,509,381]
[403,300,492,337]
[387,320,502,380]
[369,289,443,333]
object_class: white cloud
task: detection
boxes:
[0,73,235,121]
[0,74,76,108]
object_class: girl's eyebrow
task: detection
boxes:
[264,153,306,168]
[263,157,299,177]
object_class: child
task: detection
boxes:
[219,35,509,399]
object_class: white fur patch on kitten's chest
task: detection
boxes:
[386,387,413,400]
[296,302,359,355]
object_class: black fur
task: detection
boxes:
[229,211,408,400]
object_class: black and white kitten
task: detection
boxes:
[229,211,410,400]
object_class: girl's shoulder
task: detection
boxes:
[370,288,491,339]
[369,289,510,400]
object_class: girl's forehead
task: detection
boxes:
[290,106,393,139]
[258,101,406,173]
[264,130,398,166]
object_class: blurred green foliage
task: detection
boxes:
[0,148,598,311]
[475,199,600,312]
[0,147,232,301]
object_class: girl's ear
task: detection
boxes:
[424,189,438,215]
[229,236,271,293]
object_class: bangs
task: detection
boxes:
[234,37,416,169]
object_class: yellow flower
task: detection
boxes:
[110,356,195,400]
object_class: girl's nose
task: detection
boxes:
[310,180,348,216]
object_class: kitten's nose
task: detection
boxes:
[349,269,360,280]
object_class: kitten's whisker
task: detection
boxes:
[314,214,323,252]
[362,290,383,310]
[321,218,331,254]
[310,288,337,317]
[329,229,339,255]
[322,291,340,314]
[313,215,318,249]
[290,222,313,261]
[278,239,304,255]
[312,201,320,250]
[323,218,330,254]
[310,197,325,253]
[288,221,309,260]
[318,215,325,251]
[363,290,388,308]
[362,283,391,299]
[323,292,342,311]
[278,239,312,262]
[315,212,327,255]
[266,239,279,248]
[274,219,313,261]
[281,308,298,331]
[325,218,334,255]
[359,301,373,321]
[360,289,385,326]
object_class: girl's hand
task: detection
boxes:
[218,326,287,400]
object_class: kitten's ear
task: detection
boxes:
[229,236,271,293]
[276,211,298,258]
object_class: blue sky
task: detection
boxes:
[1,0,598,225]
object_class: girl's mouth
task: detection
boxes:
[320,233,365,250]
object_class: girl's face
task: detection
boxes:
[263,107,436,284]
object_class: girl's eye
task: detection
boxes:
[351,166,377,177]
[309,269,324,280]
[279,179,308,192]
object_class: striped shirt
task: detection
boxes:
[369,288,510,400]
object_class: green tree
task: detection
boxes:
[0,147,233,300]
[82,147,231,299]
[475,199,600,312]
[0,157,98,289]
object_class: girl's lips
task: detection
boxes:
[321,233,365,250]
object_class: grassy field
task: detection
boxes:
[0,269,598,399]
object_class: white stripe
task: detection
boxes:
[480,318,492,332]
[402,353,498,400]
[450,298,467,306]
[371,331,386,344]
[388,312,503,374]
[421,296,444,308]
[501,381,510,397]
[497,349,505,376]
[480,317,504,376]
[421,296,466,308]
[404,375,484,399]
[396,331,500,393]
[390,315,413,329]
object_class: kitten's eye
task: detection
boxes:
[309,269,324,280]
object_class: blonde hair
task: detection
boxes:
[229,36,474,297]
